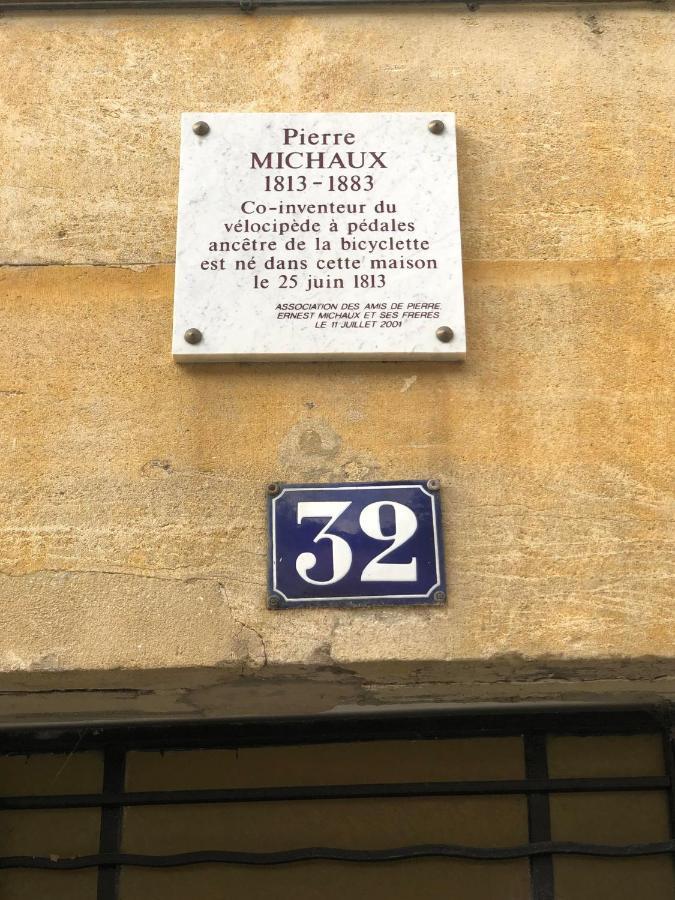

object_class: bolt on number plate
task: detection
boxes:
[268,481,446,608]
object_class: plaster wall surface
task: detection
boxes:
[0,2,673,721]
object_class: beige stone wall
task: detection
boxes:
[0,2,673,721]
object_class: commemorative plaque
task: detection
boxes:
[173,113,465,361]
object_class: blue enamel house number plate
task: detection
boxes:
[268,481,446,609]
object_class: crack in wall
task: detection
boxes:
[217,580,268,670]
[0,687,153,696]
[0,568,266,587]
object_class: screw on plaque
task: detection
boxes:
[192,121,210,136]
[428,120,445,135]
[268,594,283,609]
[434,590,447,603]
[267,482,281,496]
[426,479,441,492]
[435,325,454,343]
[184,328,203,344]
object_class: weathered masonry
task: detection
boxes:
[1,0,672,720]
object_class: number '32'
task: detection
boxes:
[295,501,418,585]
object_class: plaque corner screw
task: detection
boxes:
[267,482,281,496]
[435,325,454,343]
[192,121,210,137]
[426,478,441,492]
[184,328,203,345]
[434,590,447,603]
[268,594,283,609]
[428,119,445,135]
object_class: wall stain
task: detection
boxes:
[278,418,380,481]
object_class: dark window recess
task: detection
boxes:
[0,705,673,900]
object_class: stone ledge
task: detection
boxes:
[1,658,674,724]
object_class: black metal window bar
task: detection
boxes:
[0,704,673,899]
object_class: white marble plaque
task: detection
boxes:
[173,113,465,361]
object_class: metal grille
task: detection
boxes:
[0,704,673,899]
